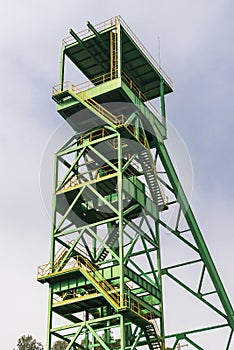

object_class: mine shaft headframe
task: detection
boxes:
[39,15,234,350]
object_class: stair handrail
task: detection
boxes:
[77,256,120,305]
[74,86,125,125]
[151,318,161,335]
[59,160,119,193]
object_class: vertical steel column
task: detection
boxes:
[46,287,53,350]
[46,155,58,350]
[156,221,165,349]
[160,78,166,130]
[59,47,65,91]
[118,134,124,307]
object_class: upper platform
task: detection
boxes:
[61,15,173,100]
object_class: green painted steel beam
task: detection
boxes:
[160,78,166,132]
[69,28,107,73]
[59,46,65,90]
[123,177,158,219]
[124,266,161,299]
[86,21,110,52]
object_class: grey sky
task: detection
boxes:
[1,1,233,349]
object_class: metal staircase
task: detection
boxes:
[139,149,167,210]
[96,223,126,263]
[75,89,124,125]
[145,323,162,349]
[96,225,119,262]
[77,255,121,309]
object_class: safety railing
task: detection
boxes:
[53,287,99,304]
[59,162,118,192]
[37,242,88,277]
[124,294,156,322]
[52,70,118,95]
[77,127,123,150]
[83,95,125,125]
[79,127,111,144]
[53,79,124,126]
[59,158,141,193]
[38,253,79,278]
[77,115,148,149]
[52,70,162,125]
[119,16,173,89]
[63,155,144,193]
[125,123,148,148]
[79,256,121,305]
[62,15,173,89]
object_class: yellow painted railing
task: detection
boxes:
[81,94,125,125]
[57,157,142,193]
[52,69,162,125]
[53,287,99,304]
[52,70,116,94]
[37,243,87,277]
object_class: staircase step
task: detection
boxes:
[96,225,124,263]
[145,323,161,350]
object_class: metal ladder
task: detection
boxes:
[110,30,118,79]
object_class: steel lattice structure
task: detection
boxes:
[38,16,234,350]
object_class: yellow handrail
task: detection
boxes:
[52,70,161,124]
[52,70,117,95]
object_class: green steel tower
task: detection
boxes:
[38,16,234,350]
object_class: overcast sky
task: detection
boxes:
[1,1,233,349]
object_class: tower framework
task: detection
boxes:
[38,16,234,349]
